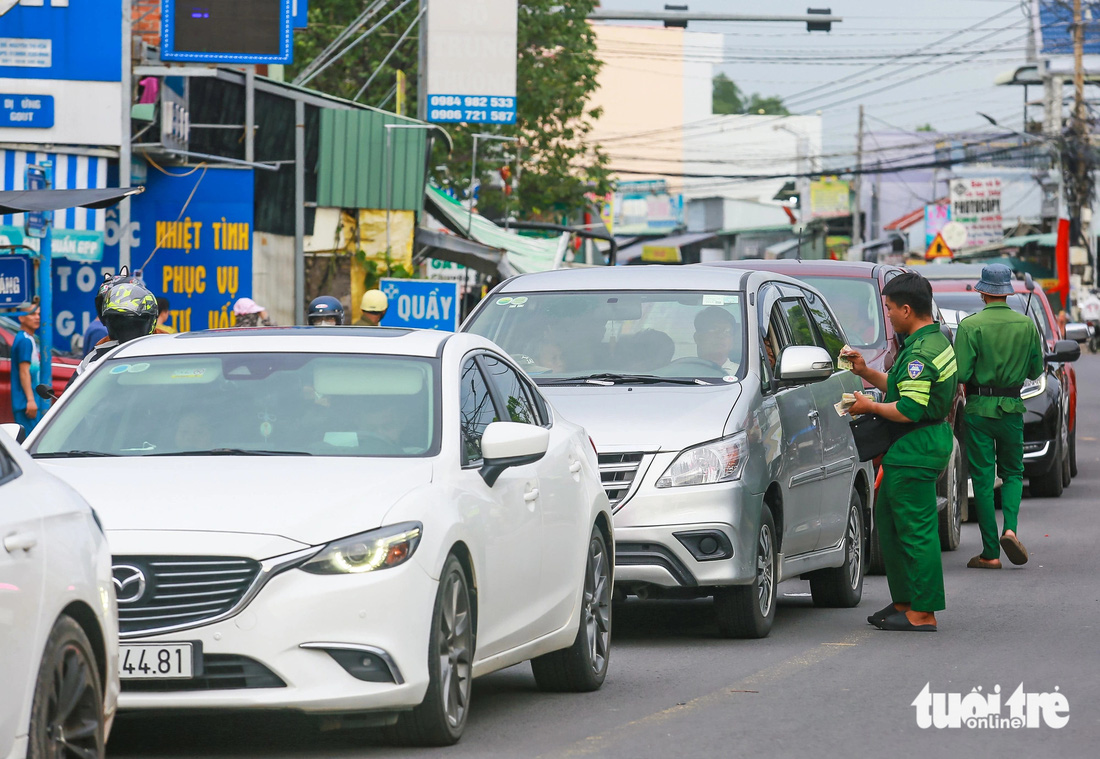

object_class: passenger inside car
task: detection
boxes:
[615,329,675,372]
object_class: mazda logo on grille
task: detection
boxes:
[112,565,147,604]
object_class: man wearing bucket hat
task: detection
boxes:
[954,264,1045,568]
[360,289,389,326]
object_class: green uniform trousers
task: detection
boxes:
[965,412,1024,560]
[877,464,946,612]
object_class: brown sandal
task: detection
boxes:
[967,555,1002,569]
[1000,534,1029,565]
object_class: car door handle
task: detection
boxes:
[524,488,540,502]
[807,410,820,420]
[569,461,582,474]
[4,532,37,553]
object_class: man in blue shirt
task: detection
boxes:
[82,316,108,357]
[11,303,48,434]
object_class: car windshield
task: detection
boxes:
[465,290,746,384]
[797,276,886,349]
[30,353,438,458]
[930,292,1053,341]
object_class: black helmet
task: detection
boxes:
[307,295,345,326]
[94,266,143,317]
[102,282,159,343]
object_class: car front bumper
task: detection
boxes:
[611,453,763,590]
[117,557,437,714]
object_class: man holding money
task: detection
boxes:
[844,272,957,632]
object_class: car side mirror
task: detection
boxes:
[479,422,550,487]
[1064,322,1089,343]
[1,423,27,444]
[775,345,835,384]
[1046,339,1081,363]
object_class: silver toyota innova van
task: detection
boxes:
[463,265,874,638]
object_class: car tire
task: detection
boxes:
[28,614,105,759]
[388,555,474,747]
[1070,425,1078,478]
[809,490,864,608]
[937,436,963,551]
[1061,430,1072,489]
[714,503,777,639]
[531,526,612,693]
[867,518,886,575]
[1029,437,1065,498]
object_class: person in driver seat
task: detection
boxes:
[693,306,739,374]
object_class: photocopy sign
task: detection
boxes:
[379,278,459,331]
[425,0,517,125]
[950,178,1002,247]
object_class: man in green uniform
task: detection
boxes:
[954,264,1045,568]
[846,273,956,632]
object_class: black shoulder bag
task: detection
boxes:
[848,414,938,463]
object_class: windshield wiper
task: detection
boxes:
[146,448,313,457]
[539,372,708,386]
[33,450,118,458]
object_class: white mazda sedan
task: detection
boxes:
[26,328,613,746]
[1,425,118,759]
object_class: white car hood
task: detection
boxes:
[39,457,434,547]
[541,383,741,452]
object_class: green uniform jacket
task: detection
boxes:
[954,301,1045,418]
[882,322,957,470]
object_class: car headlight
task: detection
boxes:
[300,522,422,575]
[657,433,748,488]
[1020,374,1047,400]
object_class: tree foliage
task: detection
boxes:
[712,73,789,116]
[288,0,610,220]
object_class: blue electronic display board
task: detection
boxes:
[161,0,294,65]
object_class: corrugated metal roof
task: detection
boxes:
[317,109,428,212]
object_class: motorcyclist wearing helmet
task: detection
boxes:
[81,266,143,356]
[307,295,344,326]
[73,281,159,379]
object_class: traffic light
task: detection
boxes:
[807,7,831,33]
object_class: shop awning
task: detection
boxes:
[414,227,519,279]
[424,185,568,274]
[620,232,719,264]
[0,186,143,214]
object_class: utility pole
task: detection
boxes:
[1072,0,1093,286]
[853,104,864,249]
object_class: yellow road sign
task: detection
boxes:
[925,232,954,260]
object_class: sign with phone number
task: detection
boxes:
[427,94,516,124]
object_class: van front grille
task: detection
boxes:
[598,452,644,507]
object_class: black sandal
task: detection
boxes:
[867,603,900,625]
[874,611,937,632]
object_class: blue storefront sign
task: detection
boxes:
[293,0,309,28]
[0,93,54,128]
[128,167,255,333]
[0,2,122,82]
[378,279,459,331]
[0,254,31,307]
[426,95,516,125]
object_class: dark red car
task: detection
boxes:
[1,316,78,425]
[708,260,970,570]
[928,278,1079,498]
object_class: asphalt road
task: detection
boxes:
[108,353,1100,759]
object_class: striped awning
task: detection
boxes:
[1,149,110,232]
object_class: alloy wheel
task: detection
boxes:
[847,505,863,591]
[756,525,775,617]
[584,536,611,674]
[437,570,473,729]
[44,643,101,759]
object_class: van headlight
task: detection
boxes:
[301,522,422,574]
[1020,374,1046,400]
[657,433,748,488]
